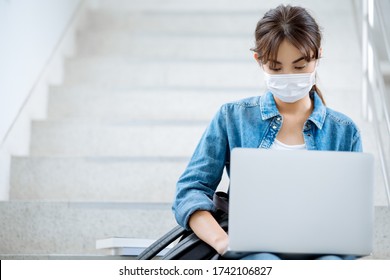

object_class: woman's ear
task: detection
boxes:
[253,52,263,68]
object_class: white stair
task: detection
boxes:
[2,0,389,259]
[10,156,185,202]
[10,156,229,201]
[0,201,175,255]
[29,121,207,156]
[47,88,255,120]
[77,33,255,60]
[63,58,360,91]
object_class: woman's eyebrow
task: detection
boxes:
[269,56,305,65]
[292,57,305,63]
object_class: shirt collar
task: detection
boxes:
[307,91,326,129]
[260,91,326,129]
[259,92,281,120]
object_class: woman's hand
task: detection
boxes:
[189,210,229,255]
[214,233,229,255]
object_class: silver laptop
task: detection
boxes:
[225,148,374,258]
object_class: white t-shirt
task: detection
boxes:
[270,138,307,150]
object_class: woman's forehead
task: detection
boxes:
[273,40,311,64]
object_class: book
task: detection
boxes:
[96,237,175,256]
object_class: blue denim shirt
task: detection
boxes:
[172,92,362,229]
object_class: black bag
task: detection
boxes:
[137,191,229,260]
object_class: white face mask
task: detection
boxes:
[264,69,316,103]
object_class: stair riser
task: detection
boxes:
[75,33,359,61]
[86,0,352,13]
[82,12,258,35]
[64,60,262,88]
[373,207,390,259]
[10,157,229,201]
[77,34,254,60]
[63,60,362,91]
[47,87,365,122]
[0,201,176,254]
[47,90,254,121]
[30,122,206,157]
[29,120,378,157]
[48,87,256,122]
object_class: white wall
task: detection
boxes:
[0,0,83,200]
[0,0,81,142]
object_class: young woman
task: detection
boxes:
[172,5,362,260]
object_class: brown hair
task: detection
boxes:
[252,5,325,104]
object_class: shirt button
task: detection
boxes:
[273,125,277,129]
[277,117,281,121]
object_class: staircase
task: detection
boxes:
[0,0,389,259]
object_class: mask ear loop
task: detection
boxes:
[312,58,320,83]
[311,58,322,99]
[315,47,323,85]
[309,58,319,96]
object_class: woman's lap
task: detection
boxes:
[240,253,282,260]
[240,253,356,260]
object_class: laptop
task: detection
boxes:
[224,148,374,258]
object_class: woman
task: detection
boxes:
[172,5,362,260]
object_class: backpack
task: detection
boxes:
[137,191,229,260]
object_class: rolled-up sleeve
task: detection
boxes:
[351,129,363,152]
[172,105,229,229]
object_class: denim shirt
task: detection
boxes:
[172,92,362,229]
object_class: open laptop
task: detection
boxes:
[224,148,374,259]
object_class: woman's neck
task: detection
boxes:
[274,94,313,119]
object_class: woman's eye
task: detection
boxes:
[269,68,282,71]
[295,65,306,70]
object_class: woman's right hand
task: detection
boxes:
[214,233,229,255]
[188,210,229,255]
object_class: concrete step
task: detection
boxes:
[64,58,262,89]
[76,33,254,61]
[373,206,390,259]
[82,10,260,36]
[354,121,389,207]
[87,0,352,13]
[9,156,184,202]
[28,119,379,158]
[0,254,135,260]
[30,121,206,157]
[12,150,386,207]
[48,86,364,122]
[9,156,229,201]
[372,118,390,206]
[0,201,176,255]
[75,32,359,61]
[63,58,361,91]
[47,87,255,121]
[82,7,355,35]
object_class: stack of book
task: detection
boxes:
[96,237,174,257]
